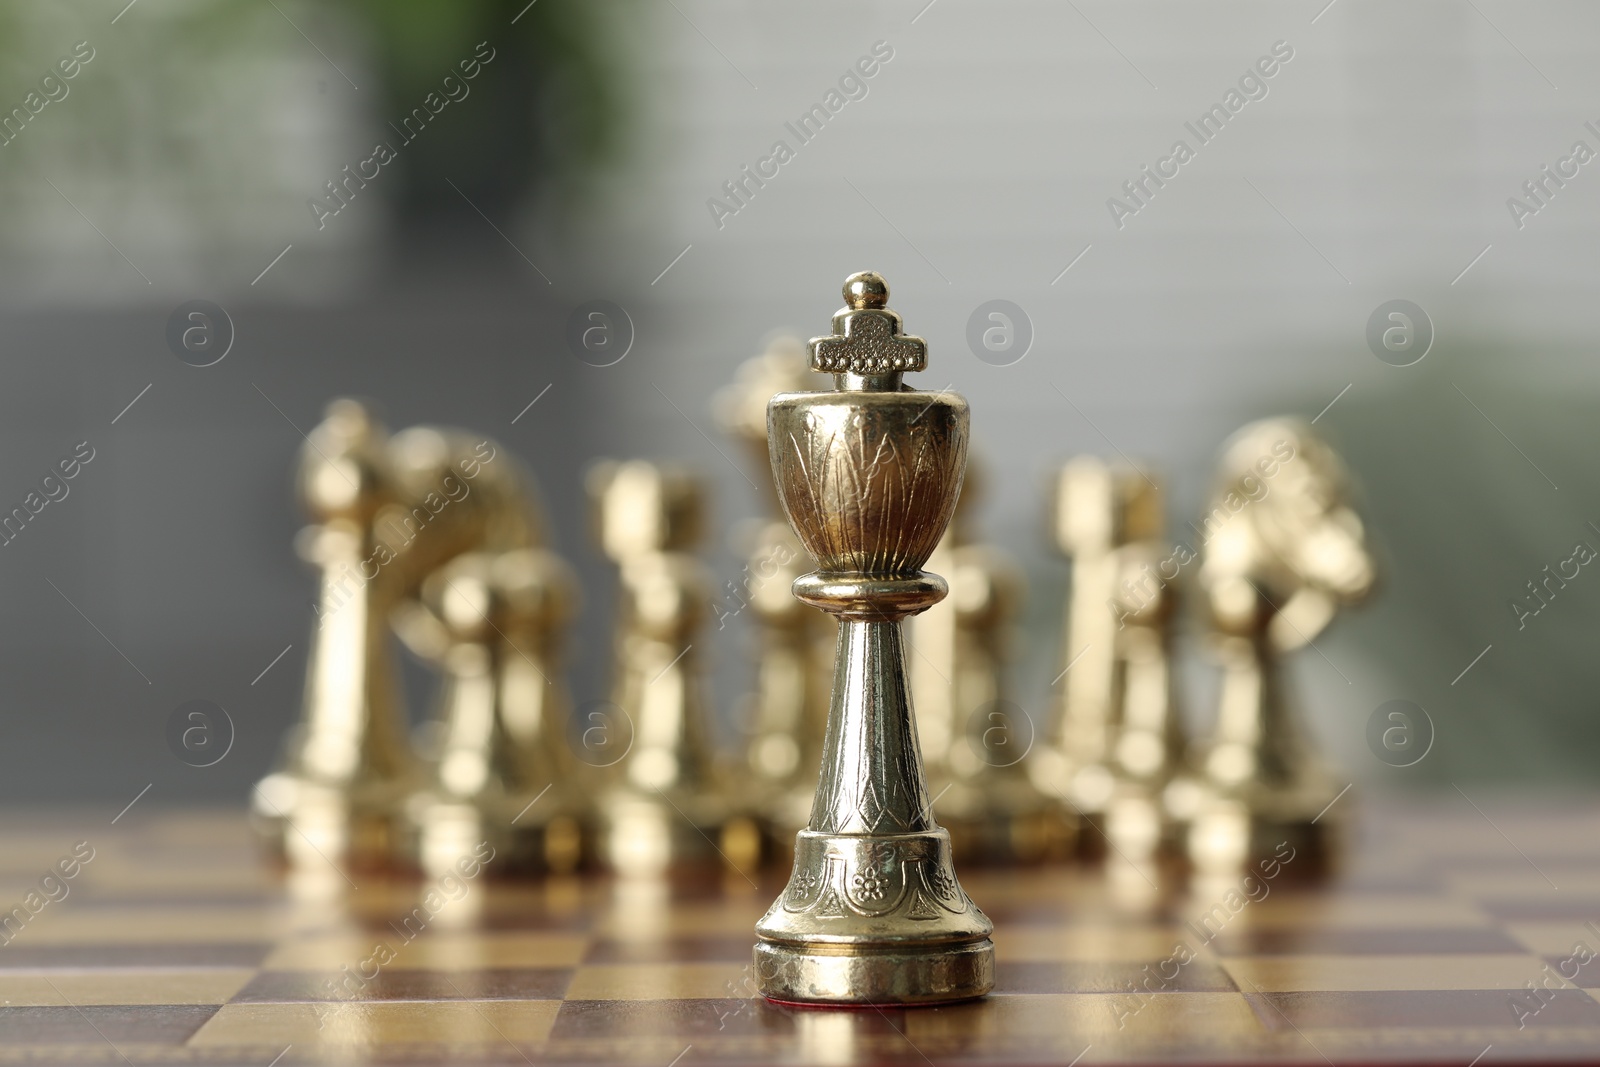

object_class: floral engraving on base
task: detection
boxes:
[926,864,959,903]
[780,842,976,922]
[845,843,896,909]
[852,867,889,902]
[786,866,818,905]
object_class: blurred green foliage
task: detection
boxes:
[345,0,625,215]
[0,0,625,236]
[1325,346,1600,785]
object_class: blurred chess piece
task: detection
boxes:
[589,461,735,875]
[910,461,1070,864]
[1188,419,1375,876]
[251,400,423,870]
[1102,538,1192,865]
[402,548,585,876]
[253,403,539,871]
[1030,459,1161,838]
[754,271,993,1005]
[384,425,546,703]
[383,426,542,585]
[714,337,835,848]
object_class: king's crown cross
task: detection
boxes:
[808,271,928,377]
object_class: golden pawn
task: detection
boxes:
[754,271,993,1006]
[1101,538,1191,865]
[1188,419,1375,876]
[589,461,734,876]
[909,463,1069,864]
[252,400,422,871]
[402,548,585,876]
[714,338,835,849]
[1030,459,1161,838]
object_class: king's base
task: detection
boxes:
[754,938,994,1006]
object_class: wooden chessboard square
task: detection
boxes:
[970,898,1090,926]
[1451,864,1600,889]
[994,958,1237,994]
[1239,893,1490,928]
[991,924,1195,962]
[357,895,592,934]
[1504,921,1600,956]
[1244,989,1600,1031]
[1206,926,1525,956]
[232,966,573,1002]
[1222,953,1557,992]
[1538,956,1600,988]
[564,961,752,1000]
[1443,858,1600,877]
[0,969,253,1006]
[1,906,278,945]
[1477,894,1600,921]
[592,898,769,938]
[1318,870,1447,894]
[549,997,799,1041]
[903,992,1265,1047]
[261,931,589,970]
[448,908,613,934]
[187,1000,561,1047]
[1334,872,1450,896]
[0,941,272,969]
[581,934,754,964]
[0,1003,219,1045]
[76,862,268,900]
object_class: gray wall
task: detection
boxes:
[2,0,1598,803]
[611,0,1600,789]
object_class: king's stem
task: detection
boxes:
[807,617,936,835]
[834,371,903,393]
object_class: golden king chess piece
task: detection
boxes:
[251,400,423,870]
[1102,536,1192,865]
[1188,418,1375,876]
[402,548,585,876]
[754,271,994,1005]
[1030,458,1161,840]
[589,460,733,876]
[714,338,836,848]
[909,461,1069,864]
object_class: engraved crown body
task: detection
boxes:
[768,272,968,617]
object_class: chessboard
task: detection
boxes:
[1,798,1598,1064]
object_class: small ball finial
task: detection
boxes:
[843,271,889,310]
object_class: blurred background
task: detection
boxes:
[2,0,1596,804]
